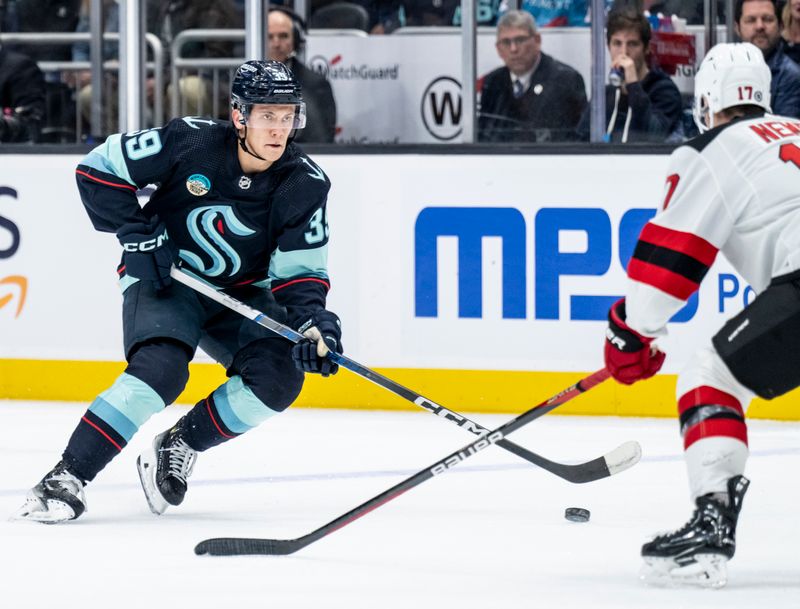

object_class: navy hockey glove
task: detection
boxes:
[604,298,665,385]
[117,219,177,290]
[292,310,343,377]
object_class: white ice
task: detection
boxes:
[1,400,798,609]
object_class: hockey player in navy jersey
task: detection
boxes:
[13,60,343,523]
[604,42,800,587]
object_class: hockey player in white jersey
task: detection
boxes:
[603,42,800,588]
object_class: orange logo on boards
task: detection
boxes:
[0,275,27,318]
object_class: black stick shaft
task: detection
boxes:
[172,268,618,484]
[195,368,610,556]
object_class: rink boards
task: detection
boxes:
[1,152,798,420]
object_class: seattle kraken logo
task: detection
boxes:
[180,206,255,277]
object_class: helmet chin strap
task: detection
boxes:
[237,124,269,162]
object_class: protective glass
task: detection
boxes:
[245,103,307,130]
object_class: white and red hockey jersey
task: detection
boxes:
[626,113,800,337]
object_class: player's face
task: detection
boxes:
[736,0,780,53]
[792,0,800,19]
[235,104,296,161]
[608,29,647,72]
[495,26,541,76]
[268,12,295,63]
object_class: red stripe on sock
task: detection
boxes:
[81,416,122,451]
[678,386,743,416]
[205,398,235,439]
[684,418,748,449]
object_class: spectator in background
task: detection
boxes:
[152,0,243,118]
[478,10,586,142]
[268,6,336,143]
[577,9,682,142]
[2,0,80,142]
[72,0,242,135]
[736,0,800,117]
[0,42,45,142]
[781,0,800,64]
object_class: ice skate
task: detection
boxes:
[137,425,197,515]
[640,475,749,588]
[12,460,87,524]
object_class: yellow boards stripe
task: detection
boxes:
[0,359,797,420]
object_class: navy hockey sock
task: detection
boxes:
[63,373,167,482]
[178,396,242,451]
[62,410,125,483]
[178,376,281,451]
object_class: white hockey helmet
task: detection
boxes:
[693,42,772,133]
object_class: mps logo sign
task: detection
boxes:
[413,206,753,323]
[421,76,462,141]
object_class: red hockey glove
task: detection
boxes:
[604,299,665,385]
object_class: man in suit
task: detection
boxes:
[268,6,337,143]
[478,10,587,143]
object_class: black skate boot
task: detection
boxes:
[640,475,749,588]
[136,424,197,515]
[12,460,87,524]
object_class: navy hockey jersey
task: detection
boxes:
[75,117,332,324]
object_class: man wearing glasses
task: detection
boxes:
[478,10,587,143]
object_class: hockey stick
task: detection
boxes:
[195,368,617,556]
[172,267,639,484]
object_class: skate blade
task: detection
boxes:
[640,554,728,589]
[136,450,169,516]
[10,496,78,524]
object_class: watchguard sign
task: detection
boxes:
[421,76,462,141]
[309,54,399,81]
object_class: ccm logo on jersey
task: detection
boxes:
[122,231,169,252]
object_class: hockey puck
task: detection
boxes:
[564,507,590,522]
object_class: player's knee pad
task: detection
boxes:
[231,338,304,412]
[677,343,754,410]
[125,339,193,404]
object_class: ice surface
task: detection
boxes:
[1,400,798,608]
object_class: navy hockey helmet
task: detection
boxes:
[230,60,306,130]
